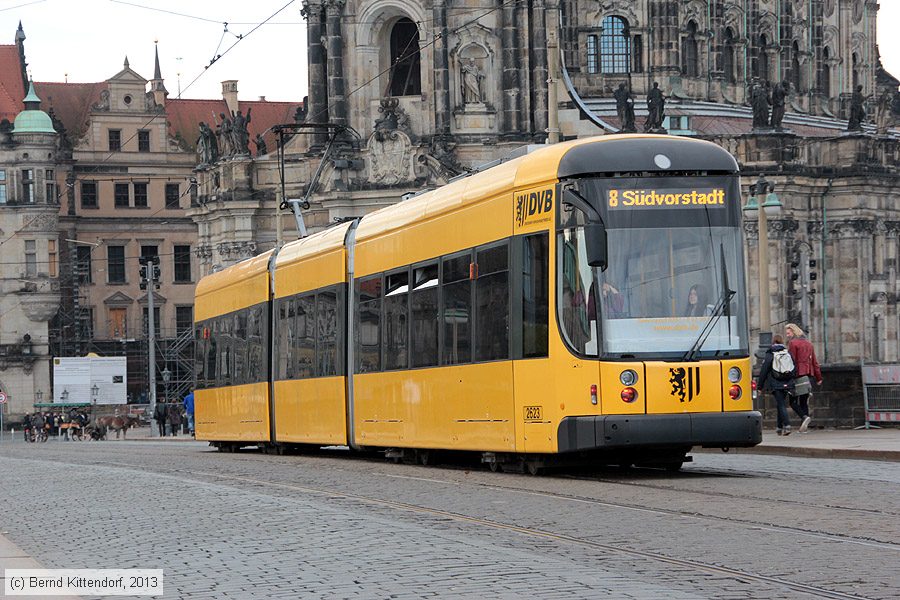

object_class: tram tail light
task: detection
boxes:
[621,387,637,403]
[729,385,742,400]
[590,384,598,405]
[751,380,757,391]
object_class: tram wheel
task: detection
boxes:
[526,461,545,476]
[665,461,684,472]
[418,450,432,466]
[488,460,501,473]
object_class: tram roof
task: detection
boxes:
[194,250,274,321]
[355,135,738,242]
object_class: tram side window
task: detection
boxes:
[195,324,207,388]
[207,321,217,384]
[294,295,316,378]
[357,275,383,372]
[316,288,340,377]
[219,318,233,386]
[234,312,248,385]
[247,306,264,380]
[442,251,472,365]
[410,262,439,368]
[522,233,549,358]
[558,227,598,357]
[384,270,409,370]
[474,242,510,361]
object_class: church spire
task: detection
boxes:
[154,41,162,80]
[149,41,168,107]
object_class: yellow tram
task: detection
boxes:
[194,135,762,471]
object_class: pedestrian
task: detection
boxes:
[182,391,195,437]
[166,401,181,436]
[23,412,32,442]
[154,400,167,437]
[756,334,795,435]
[785,323,823,433]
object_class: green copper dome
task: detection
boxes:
[13,81,56,134]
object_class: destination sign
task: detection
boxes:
[607,188,726,209]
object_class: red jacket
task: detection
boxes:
[788,337,822,382]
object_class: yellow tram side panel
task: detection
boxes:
[352,160,522,451]
[272,222,351,445]
[721,357,753,412]
[354,363,515,451]
[195,383,270,442]
[194,251,274,322]
[274,377,346,445]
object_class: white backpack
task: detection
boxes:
[772,349,795,380]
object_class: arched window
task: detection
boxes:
[820,47,832,95]
[388,18,421,97]
[682,21,699,77]
[791,41,802,90]
[724,27,736,84]
[757,34,769,81]
[600,16,630,74]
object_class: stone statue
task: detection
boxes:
[231,108,252,156]
[254,133,268,156]
[461,58,483,104]
[644,82,666,132]
[847,84,867,131]
[216,112,233,158]
[197,121,218,165]
[750,79,772,130]
[614,83,637,133]
[770,80,790,130]
[875,88,894,134]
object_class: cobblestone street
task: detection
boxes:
[0,440,898,599]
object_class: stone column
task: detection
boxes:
[649,0,680,76]
[530,0,548,141]
[433,0,451,135]
[501,1,520,135]
[303,0,327,146]
[324,0,347,127]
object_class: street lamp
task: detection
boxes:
[162,367,171,402]
[60,389,69,403]
[91,384,99,406]
[743,174,783,339]
[35,390,43,403]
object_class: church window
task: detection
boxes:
[820,47,832,95]
[388,18,421,97]
[724,28,736,84]
[586,35,599,74]
[600,16,630,74]
[682,21,700,77]
[757,34,769,81]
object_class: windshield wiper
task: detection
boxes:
[683,245,735,361]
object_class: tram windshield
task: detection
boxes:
[557,175,750,360]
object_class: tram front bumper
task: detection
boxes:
[557,411,762,453]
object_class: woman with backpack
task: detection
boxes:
[756,334,796,436]
[785,323,823,433]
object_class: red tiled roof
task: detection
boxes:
[166,98,299,155]
[34,81,106,141]
[0,44,25,122]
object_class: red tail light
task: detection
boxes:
[729,385,742,400]
[590,384,598,405]
[621,387,637,403]
[751,380,757,391]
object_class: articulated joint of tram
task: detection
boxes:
[557,411,763,453]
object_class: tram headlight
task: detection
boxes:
[619,369,638,386]
[727,367,742,383]
[729,385,742,400]
[621,387,638,403]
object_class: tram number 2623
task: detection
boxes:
[524,406,543,422]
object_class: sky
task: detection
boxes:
[0,0,898,103]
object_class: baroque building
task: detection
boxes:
[0,25,299,417]
[0,41,66,416]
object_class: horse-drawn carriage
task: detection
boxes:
[33,402,140,441]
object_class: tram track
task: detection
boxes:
[88,457,877,600]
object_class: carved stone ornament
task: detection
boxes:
[216,241,257,260]
[853,0,864,24]
[23,213,58,232]
[19,291,61,322]
[373,97,412,138]
[824,0,835,17]
[367,128,414,186]
[93,89,110,112]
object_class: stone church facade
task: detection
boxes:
[189,0,899,370]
